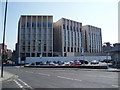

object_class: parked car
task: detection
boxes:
[90,60,99,64]
[71,60,82,66]
[64,61,71,66]
[79,60,89,64]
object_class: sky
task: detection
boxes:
[0,0,119,50]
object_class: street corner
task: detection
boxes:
[0,71,18,82]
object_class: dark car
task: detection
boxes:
[79,60,89,64]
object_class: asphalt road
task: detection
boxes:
[2,66,119,89]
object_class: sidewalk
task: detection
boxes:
[0,69,18,82]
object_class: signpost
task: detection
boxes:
[1,0,8,77]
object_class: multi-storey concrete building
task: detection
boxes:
[82,25,102,53]
[17,15,53,61]
[53,18,82,57]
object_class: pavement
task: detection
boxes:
[0,68,18,83]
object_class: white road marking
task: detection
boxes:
[38,73,50,76]
[86,74,117,79]
[29,71,34,73]
[112,85,120,87]
[14,80,23,88]
[57,76,82,82]
[17,79,33,89]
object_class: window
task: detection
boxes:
[71,47,73,52]
[32,53,35,57]
[44,29,47,34]
[70,26,72,30]
[48,22,52,27]
[22,46,25,52]
[49,29,52,35]
[44,46,46,51]
[33,28,36,34]
[28,41,30,45]
[37,23,41,27]
[32,22,36,27]
[27,22,31,27]
[64,47,66,52]
[28,28,31,34]
[63,24,65,29]
[22,23,26,27]
[38,28,41,34]
[28,34,30,40]
[43,22,47,27]
[67,47,70,52]
[28,46,30,52]
[38,46,41,52]
[67,25,69,30]
[33,46,35,52]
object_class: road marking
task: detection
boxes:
[38,73,50,76]
[29,71,34,73]
[14,80,23,88]
[57,76,82,82]
[17,79,33,89]
[86,75,117,79]
[112,85,120,87]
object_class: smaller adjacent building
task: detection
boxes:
[82,25,102,55]
[105,43,120,68]
[0,43,12,62]
[53,18,82,57]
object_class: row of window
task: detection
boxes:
[21,34,52,40]
[63,24,82,32]
[22,22,52,28]
[21,46,52,52]
[21,28,52,34]
[64,47,81,52]
[20,53,53,57]
[21,40,52,46]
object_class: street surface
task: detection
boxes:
[2,66,119,89]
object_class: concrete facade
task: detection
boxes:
[82,25,102,54]
[53,18,82,57]
[17,15,53,61]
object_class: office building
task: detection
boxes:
[17,15,53,61]
[82,25,102,53]
[53,18,82,57]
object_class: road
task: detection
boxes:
[2,66,119,89]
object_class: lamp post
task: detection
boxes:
[1,0,8,77]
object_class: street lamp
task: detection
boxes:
[1,0,8,77]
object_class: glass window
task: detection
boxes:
[22,23,26,27]
[28,46,30,52]
[43,22,47,27]
[27,22,31,27]
[48,22,52,27]
[67,25,69,30]
[32,22,36,27]
[38,28,41,34]
[28,34,30,40]
[44,46,46,52]
[33,46,35,52]
[63,24,65,29]
[49,29,52,35]
[28,28,31,34]
[44,29,47,34]
[37,23,41,27]
[33,28,36,34]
